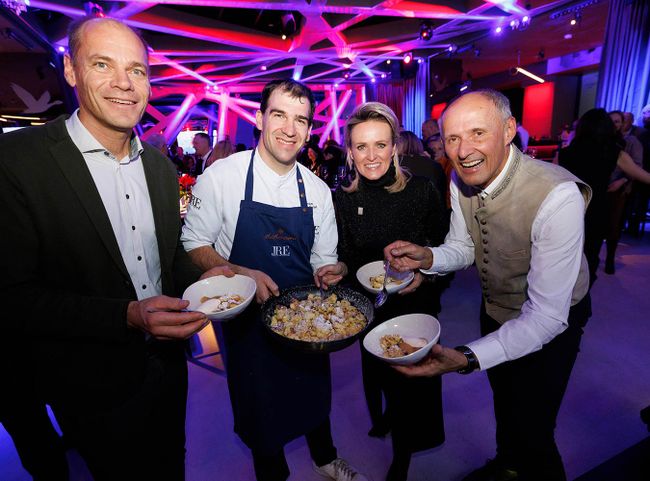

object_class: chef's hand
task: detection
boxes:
[398,271,423,295]
[315,262,348,289]
[127,296,208,340]
[393,344,468,377]
[384,240,433,272]
[238,267,279,303]
[199,265,236,280]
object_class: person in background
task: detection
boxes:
[398,130,448,213]
[206,138,235,169]
[385,90,592,481]
[318,102,446,481]
[621,111,650,236]
[181,79,367,481]
[559,109,650,282]
[516,121,529,152]
[421,118,439,144]
[0,16,230,481]
[192,132,212,175]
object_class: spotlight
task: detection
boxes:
[281,34,287,40]
[570,11,581,25]
[519,15,531,30]
[419,21,433,41]
[343,71,350,79]
[403,52,412,64]
[83,2,105,17]
[417,58,423,64]
[564,33,573,40]
[260,65,267,71]
[370,78,376,83]
[57,45,65,53]
[280,12,297,37]
[495,26,503,34]
[447,44,457,53]
[380,73,386,79]
[386,59,391,65]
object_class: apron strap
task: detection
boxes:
[244,149,309,209]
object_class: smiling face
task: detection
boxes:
[63,19,150,140]
[255,88,312,174]
[348,119,395,181]
[441,93,515,189]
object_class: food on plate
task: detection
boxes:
[270,293,367,342]
[197,294,244,313]
[380,334,428,358]
[369,274,403,289]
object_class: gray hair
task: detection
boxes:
[443,89,513,125]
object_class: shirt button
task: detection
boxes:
[137,256,142,261]
[481,267,487,273]
[126,194,130,199]
[483,248,489,254]
[483,258,489,264]
[142,285,147,290]
[300,193,305,198]
[132,226,136,231]
[480,219,487,225]
[482,229,488,235]
[482,239,488,244]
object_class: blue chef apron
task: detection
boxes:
[221,150,331,454]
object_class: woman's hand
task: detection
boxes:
[398,271,423,295]
[314,262,348,289]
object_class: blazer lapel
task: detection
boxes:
[47,119,129,278]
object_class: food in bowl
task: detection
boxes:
[369,274,403,289]
[379,334,428,358]
[270,293,367,342]
[197,294,244,314]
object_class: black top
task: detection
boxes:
[334,164,447,316]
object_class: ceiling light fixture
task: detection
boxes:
[419,21,433,41]
[513,66,545,83]
[403,52,412,64]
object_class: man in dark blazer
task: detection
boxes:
[0,17,228,481]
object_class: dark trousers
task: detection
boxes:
[51,342,189,481]
[252,418,337,481]
[481,295,590,481]
[0,365,69,481]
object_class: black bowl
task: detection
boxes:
[261,284,374,353]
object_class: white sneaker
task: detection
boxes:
[313,458,369,481]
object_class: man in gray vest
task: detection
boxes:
[385,90,591,481]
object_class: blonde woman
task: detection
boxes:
[317,102,446,481]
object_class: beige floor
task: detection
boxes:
[2,234,649,480]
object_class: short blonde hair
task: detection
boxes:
[343,102,409,193]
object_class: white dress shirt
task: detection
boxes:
[422,147,586,370]
[66,111,162,300]
[181,149,338,271]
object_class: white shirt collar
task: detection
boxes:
[65,109,144,164]
[254,148,297,180]
[480,145,514,199]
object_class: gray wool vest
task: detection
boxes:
[457,147,592,324]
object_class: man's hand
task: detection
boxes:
[238,267,279,303]
[393,344,469,377]
[315,262,348,289]
[200,265,236,280]
[384,240,433,272]
[127,296,209,340]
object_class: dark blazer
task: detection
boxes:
[0,117,200,410]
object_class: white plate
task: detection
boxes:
[356,260,415,295]
[182,274,256,321]
[363,313,440,365]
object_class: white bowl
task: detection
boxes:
[363,313,440,365]
[182,274,256,321]
[356,260,414,295]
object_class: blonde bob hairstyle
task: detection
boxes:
[343,102,410,193]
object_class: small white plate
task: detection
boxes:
[182,274,256,321]
[363,313,440,365]
[356,260,415,295]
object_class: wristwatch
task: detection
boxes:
[454,345,480,374]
